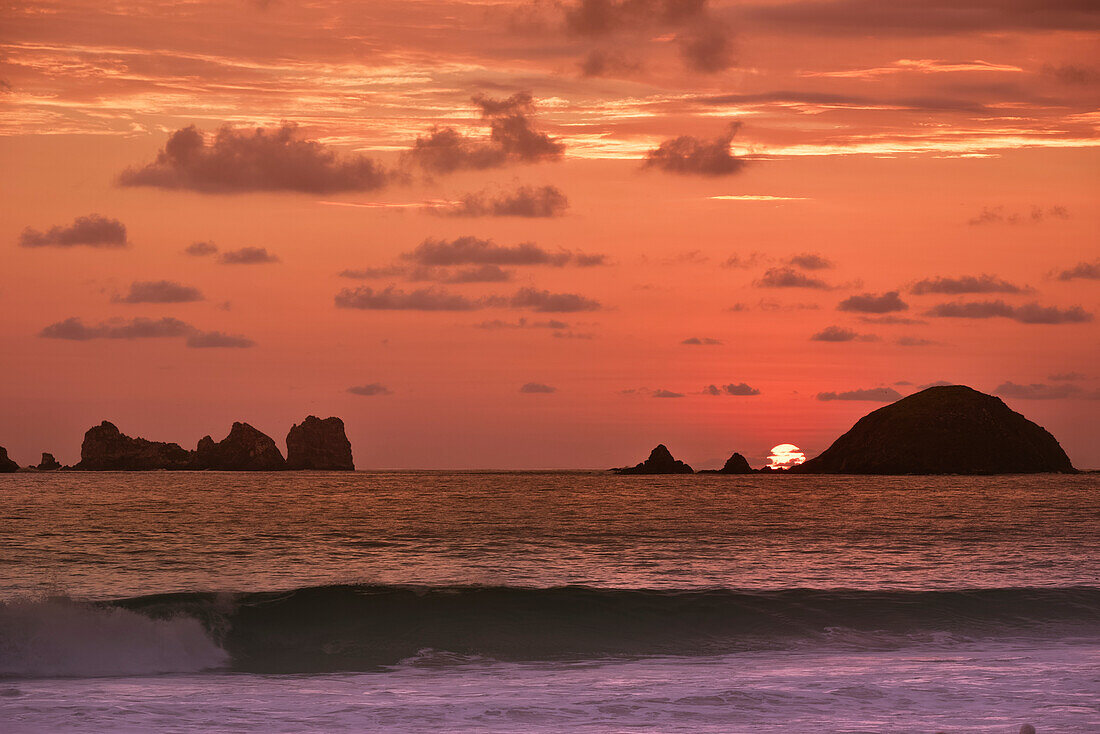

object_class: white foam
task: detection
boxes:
[0,598,228,678]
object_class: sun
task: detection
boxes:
[767,443,807,469]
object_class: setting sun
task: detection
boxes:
[767,443,807,469]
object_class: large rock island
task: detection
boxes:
[792,385,1075,475]
[75,421,193,470]
[194,422,287,471]
[615,444,694,474]
[286,416,354,470]
[0,446,18,473]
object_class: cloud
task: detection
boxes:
[703,382,760,396]
[859,315,926,324]
[678,20,735,72]
[816,387,902,402]
[925,300,1093,324]
[185,241,218,256]
[968,205,1070,225]
[402,236,601,268]
[788,253,833,270]
[652,389,685,398]
[1054,260,1100,281]
[896,337,938,347]
[113,280,204,304]
[405,93,563,173]
[811,326,877,342]
[682,337,722,345]
[439,185,569,218]
[644,123,748,176]
[509,287,601,312]
[474,318,570,330]
[910,274,1027,294]
[1042,64,1100,85]
[219,247,279,264]
[39,317,193,341]
[722,252,766,269]
[417,265,513,283]
[995,381,1096,400]
[185,331,254,348]
[335,286,481,311]
[755,267,830,289]
[1048,372,1086,381]
[519,382,557,394]
[118,124,390,193]
[19,214,128,248]
[838,291,908,314]
[348,383,393,396]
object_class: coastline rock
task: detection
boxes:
[792,385,1075,475]
[717,452,753,474]
[75,421,193,470]
[193,422,286,471]
[286,416,354,470]
[615,444,694,475]
[0,446,17,473]
[37,453,62,471]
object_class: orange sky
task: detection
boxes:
[1,0,1098,469]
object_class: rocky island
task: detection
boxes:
[614,444,694,474]
[194,422,287,471]
[792,385,1075,475]
[699,452,753,474]
[286,416,355,470]
[0,446,17,473]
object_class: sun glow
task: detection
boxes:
[767,444,807,469]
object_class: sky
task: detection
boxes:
[1,0,1098,469]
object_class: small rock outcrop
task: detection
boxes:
[615,444,694,474]
[193,422,286,471]
[0,446,18,473]
[75,421,192,470]
[37,453,61,471]
[792,385,1075,475]
[716,452,753,474]
[285,416,354,470]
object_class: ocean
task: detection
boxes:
[1,472,1097,732]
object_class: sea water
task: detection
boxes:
[1,472,1097,732]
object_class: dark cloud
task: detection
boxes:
[682,337,722,345]
[722,252,766,269]
[509,287,601,312]
[185,331,254,348]
[1048,372,1086,381]
[644,123,748,176]
[838,291,908,314]
[339,265,408,280]
[119,124,391,193]
[652,389,685,398]
[703,382,760,396]
[788,253,833,270]
[968,205,1070,225]
[19,214,128,248]
[910,274,1027,294]
[755,267,830,289]
[405,93,563,174]
[1042,63,1100,85]
[113,280,204,304]
[740,0,1100,37]
[475,318,571,330]
[1054,260,1100,281]
[185,241,218,256]
[219,247,279,264]
[418,265,513,284]
[925,300,1093,324]
[402,236,600,268]
[335,286,481,311]
[578,49,641,77]
[995,381,1097,400]
[698,90,988,113]
[816,387,902,402]
[519,382,557,394]
[859,315,926,325]
[896,336,938,347]
[39,317,194,340]
[440,185,569,218]
[678,20,735,72]
[348,383,393,396]
[811,326,877,342]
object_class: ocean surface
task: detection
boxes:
[1,472,1098,733]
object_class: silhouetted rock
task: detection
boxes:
[615,444,694,474]
[37,453,61,471]
[792,385,1075,475]
[75,421,192,470]
[193,422,286,471]
[286,416,354,470]
[718,452,753,474]
[0,446,17,473]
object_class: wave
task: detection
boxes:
[3,585,1098,677]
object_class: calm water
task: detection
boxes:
[1,472,1098,732]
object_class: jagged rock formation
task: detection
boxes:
[615,444,694,474]
[716,452,753,474]
[75,421,193,470]
[792,385,1075,475]
[193,422,286,471]
[0,446,17,473]
[285,416,354,470]
[37,453,61,471]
